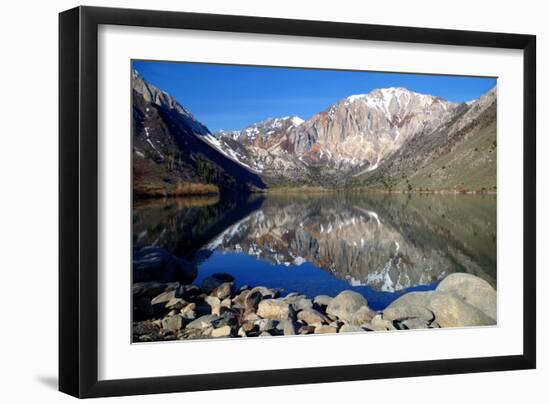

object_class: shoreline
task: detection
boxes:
[133,272,497,342]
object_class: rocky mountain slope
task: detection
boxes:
[132,70,265,198]
[133,70,496,192]
[214,86,496,190]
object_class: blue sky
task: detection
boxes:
[133,60,496,132]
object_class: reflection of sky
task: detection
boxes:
[197,251,437,311]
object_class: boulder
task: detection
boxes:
[151,290,176,306]
[212,282,233,300]
[349,306,376,326]
[165,297,187,310]
[180,303,196,320]
[292,298,314,312]
[326,291,369,322]
[369,314,396,331]
[133,247,197,283]
[297,325,316,335]
[276,319,296,335]
[249,286,277,299]
[339,324,366,333]
[245,290,263,312]
[297,308,329,325]
[313,295,333,308]
[436,273,497,320]
[186,314,220,330]
[211,325,233,338]
[161,315,184,332]
[386,291,495,328]
[383,302,434,324]
[314,324,338,334]
[257,299,293,320]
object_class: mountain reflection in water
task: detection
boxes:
[133,193,496,309]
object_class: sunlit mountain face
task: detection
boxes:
[133,193,496,301]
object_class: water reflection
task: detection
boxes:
[133,193,496,295]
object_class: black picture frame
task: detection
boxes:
[59,5,536,398]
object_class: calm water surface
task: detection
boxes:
[133,193,496,311]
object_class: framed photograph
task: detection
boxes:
[59,6,536,398]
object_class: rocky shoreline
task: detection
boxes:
[133,271,496,342]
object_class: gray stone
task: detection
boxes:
[385,291,495,328]
[244,290,263,312]
[211,325,233,338]
[313,295,333,308]
[349,306,377,326]
[151,290,176,306]
[257,299,292,320]
[212,282,233,300]
[186,314,220,329]
[326,291,369,322]
[339,324,366,333]
[314,324,338,334]
[297,308,329,325]
[383,302,434,324]
[370,314,396,331]
[161,315,184,331]
[436,273,497,320]
[297,325,316,335]
[276,319,296,335]
[165,297,187,310]
[292,298,314,312]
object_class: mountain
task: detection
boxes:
[132,69,496,193]
[352,87,497,192]
[132,70,265,198]
[213,86,495,190]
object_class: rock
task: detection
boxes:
[211,325,233,338]
[176,284,201,300]
[385,291,495,328]
[383,302,434,324]
[257,299,293,320]
[243,312,260,322]
[297,325,316,334]
[151,290,176,306]
[349,306,377,326]
[249,286,277,299]
[242,322,258,333]
[314,324,338,334]
[221,298,232,308]
[133,247,197,283]
[398,318,431,330]
[313,295,333,308]
[369,315,396,331]
[256,319,278,333]
[297,308,329,325]
[436,273,497,320]
[180,303,196,320]
[339,324,366,333]
[186,314,220,329]
[276,319,296,335]
[165,297,187,310]
[326,291,369,322]
[233,290,250,308]
[212,282,233,300]
[292,298,314,312]
[161,315,184,331]
[167,309,178,316]
[133,320,160,337]
[204,295,221,316]
[237,327,247,337]
[245,291,263,312]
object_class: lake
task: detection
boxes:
[133,192,496,311]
